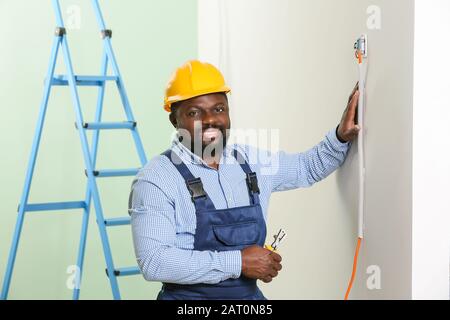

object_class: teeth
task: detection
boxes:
[203,128,221,140]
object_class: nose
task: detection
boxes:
[202,111,220,128]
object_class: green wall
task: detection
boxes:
[0,0,197,299]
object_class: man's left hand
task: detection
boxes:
[337,82,360,143]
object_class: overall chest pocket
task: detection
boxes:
[212,221,259,246]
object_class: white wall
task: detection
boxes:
[412,0,450,300]
[345,0,415,300]
[199,0,448,300]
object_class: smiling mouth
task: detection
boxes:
[202,128,222,142]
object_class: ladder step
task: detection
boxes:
[81,121,136,130]
[104,217,131,227]
[23,201,87,212]
[105,266,141,278]
[87,168,140,178]
[51,75,119,86]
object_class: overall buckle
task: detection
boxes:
[186,178,207,202]
[246,172,260,194]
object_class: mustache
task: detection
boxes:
[191,120,229,133]
[198,125,228,133]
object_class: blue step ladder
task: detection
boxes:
[1,0,147,300]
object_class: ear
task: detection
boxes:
[169,112,178,129]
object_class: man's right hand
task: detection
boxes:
[241,245,282,283]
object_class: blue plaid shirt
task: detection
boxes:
[129,129,350,285]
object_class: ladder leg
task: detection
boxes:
[58,32,121,299]
[102,40,148,166]
[90,188,121,300]
[72,194,90,300]
[1,36,61,300]
[72,51,109,300]
[91,0,147,166]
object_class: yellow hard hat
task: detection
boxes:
[164,60,231,112]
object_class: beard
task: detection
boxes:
[200,126,229,158]
[178,123,230,159]
[195,124,229,159]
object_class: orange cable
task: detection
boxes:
[344,237,362,300]
[346,48,364,300]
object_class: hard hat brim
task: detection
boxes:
[164,85,231,112]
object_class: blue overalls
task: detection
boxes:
[156,149,267,300]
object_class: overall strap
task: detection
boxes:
[232,149,261,206]
[162,150,216,211]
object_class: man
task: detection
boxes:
[129,60,360,300]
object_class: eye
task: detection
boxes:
[187,110,199,117]
[215,105,226,113]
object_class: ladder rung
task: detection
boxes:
[82,121,136,130]
[23,201,87,212]
[104,217,131,227]
[105,266,141,277]
[87,168,140,178]
[51,75,119,86]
